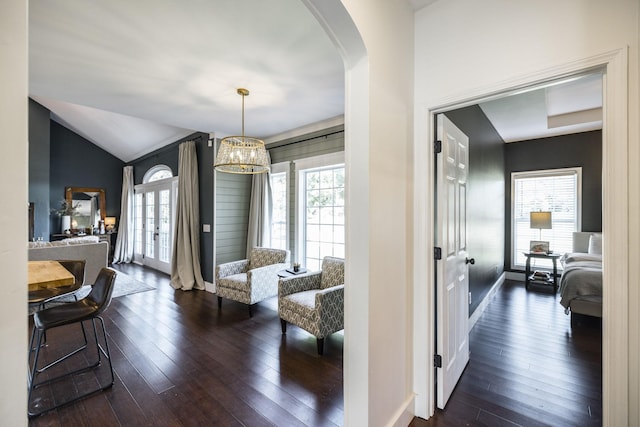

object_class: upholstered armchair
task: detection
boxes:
[278,256,345,355]
[216,247,290,317]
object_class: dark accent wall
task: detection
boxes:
[49,121,125,236]
[129,132,214,282]
[504,130,602,269]
[28,99,51,240]
[444,107,506,315]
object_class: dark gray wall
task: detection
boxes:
[28,99,51,240]
[444,107,505,315]
[49,121,125,237]
[129,132,214,282]
[504,130,602,269]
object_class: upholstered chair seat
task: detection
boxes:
[278,256,345,355]
[216,247,290,317]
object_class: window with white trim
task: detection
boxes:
[296,153,345,272]
[512,168,582,269]
[269,162,289,251]
[143,165,173,183]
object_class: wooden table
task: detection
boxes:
[28,260,75,291]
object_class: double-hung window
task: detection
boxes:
[295,152,345,272]
[512,167,582,269]
[269,162,289,251]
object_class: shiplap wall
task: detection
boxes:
[214,126,344,267]
[215,168,252,265]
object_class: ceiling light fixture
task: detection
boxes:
[214,88,269,174]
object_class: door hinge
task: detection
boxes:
[434,354,442,368]
[434,140,442,154]
[434,247,442,260]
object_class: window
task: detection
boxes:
[512,168,582,269]
[296,153,345,272]
[269,162,289,250]
[143,165,173,183]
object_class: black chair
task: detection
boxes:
[28,259,86,311]
[28,267,117,418]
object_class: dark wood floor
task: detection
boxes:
[28,267,601,426]
[29,263,344,426]
[412,280,602,427]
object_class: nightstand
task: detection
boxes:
[523,252,562,292]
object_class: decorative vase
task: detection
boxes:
[61,215,71,233]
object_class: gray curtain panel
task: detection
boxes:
[246,152,273,258]
[170,141,205,291]
[112,166,134,263]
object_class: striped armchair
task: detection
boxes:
[278,256,345,355]
[215,247,290,317]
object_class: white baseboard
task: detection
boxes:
[205,280,215,293]
[469,272,506,331]
[505,271,525,281]
[386,394,415,427]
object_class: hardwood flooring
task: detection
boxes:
[29,263,344,426]
[411,280,602,427]
[28,266,601,426]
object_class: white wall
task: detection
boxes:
[0,0,29,425]
[306,0,416,425]
[414,0,639,423]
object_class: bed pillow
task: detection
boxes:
[588,233,602,255]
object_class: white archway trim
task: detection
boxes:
[414,48,629,423]
[302,1,370,424]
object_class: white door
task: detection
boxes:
[436,114,470,409]
[133,179,177,274]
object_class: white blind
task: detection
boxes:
[512,168,582,269]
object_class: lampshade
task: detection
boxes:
[214,88,269,174]
[530,211,552,229]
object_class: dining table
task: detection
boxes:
[28,260,75,292]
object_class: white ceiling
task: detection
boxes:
[29,1,602,163]
[29,0,345,162]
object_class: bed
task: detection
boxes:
[558,231,603,324]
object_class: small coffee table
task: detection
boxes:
[277,267,308,278]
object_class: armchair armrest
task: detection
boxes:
[215,259,249,280]
[278,272,322,297]
[246,262,289,286]
[316,284,344,309]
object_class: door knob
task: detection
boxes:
[465,257,475,265]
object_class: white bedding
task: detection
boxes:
[558,252,602,310]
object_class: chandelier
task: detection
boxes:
[214,88,270,174]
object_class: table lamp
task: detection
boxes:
[530,210,552,253]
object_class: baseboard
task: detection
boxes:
[505,271,525,281]
[386,394,415,427]
[469,272,506,331]
[205,280,215,293]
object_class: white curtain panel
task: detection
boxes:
[171,141,205,291]
[112,166,134,263]
[246,152,273,258]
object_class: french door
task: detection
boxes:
[134,178,178,274]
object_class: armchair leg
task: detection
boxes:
[280,319,287,334]
[316,338,324,356]
[248,304,253,318]
[217,296,222,309]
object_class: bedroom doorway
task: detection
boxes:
[432,69,605,412]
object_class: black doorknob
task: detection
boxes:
[465,257,475,265]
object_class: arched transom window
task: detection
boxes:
[143,165,173,183]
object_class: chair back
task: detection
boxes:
[249,247,290,269]
[58,259,86,290]
[320,257,345,289]
[86,268,117,316]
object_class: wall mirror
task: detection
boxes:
[65,187,106,231]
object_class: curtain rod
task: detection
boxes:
[267,130,344,150]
